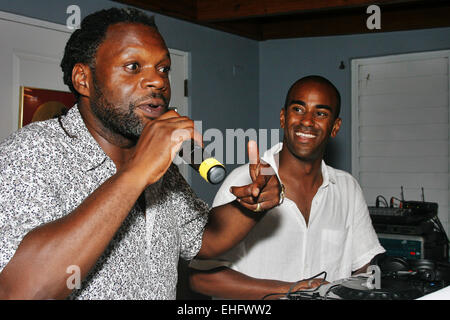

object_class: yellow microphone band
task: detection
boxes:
[199,158,224,183]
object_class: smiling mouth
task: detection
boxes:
[295,132,316,139]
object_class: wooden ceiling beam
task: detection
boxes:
[113,0,197,21]
[112,0,450,40]
[113,0,263,40]
[260,2,450,40]
[196,0,425,22]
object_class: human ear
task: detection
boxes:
[280,108,286,129]
[72,63,92,98]
[331,117,342,138]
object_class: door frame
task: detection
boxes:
[0,11,72,34]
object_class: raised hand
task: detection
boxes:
[230,140,283,213]
[121,109,203,187]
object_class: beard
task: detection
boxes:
[90,76,168,142]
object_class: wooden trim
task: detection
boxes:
[260,3,450,40]
[114,0,197,20]
[114,0,450,40]
[196,0,421,22]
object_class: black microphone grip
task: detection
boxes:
[178,140,226,184]
[167,107,226,184]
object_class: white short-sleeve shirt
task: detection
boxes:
[191,143,385,283]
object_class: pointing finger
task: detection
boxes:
[248,140,260,182]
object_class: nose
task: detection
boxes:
[140,68,167,91]
[300,111,314,127]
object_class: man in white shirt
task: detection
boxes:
[189,75,385,299]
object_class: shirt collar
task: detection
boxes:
[58,105,111,172]
[261,142,336,188]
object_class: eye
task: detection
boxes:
[316,110,330,118]
[158,65,171,74]
[124,62,140,72]
[292,105,304,113]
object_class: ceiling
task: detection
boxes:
[113,0,450,40]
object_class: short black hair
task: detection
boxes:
[60,7,158,99]
[284,75,341,118]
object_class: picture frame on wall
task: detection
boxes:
[19,86,76,129]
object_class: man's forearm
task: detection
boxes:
[352,263,370,275]
[196,201,262,259]
[0,170,145,299]
[189,267,293,300]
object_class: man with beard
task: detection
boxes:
[0,8,281,299]
[189,76,385,299]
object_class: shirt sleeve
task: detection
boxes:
[351,181,386,271]
[0,136,63,272]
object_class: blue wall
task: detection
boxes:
[0,0,259,205]
[259,27,450,172]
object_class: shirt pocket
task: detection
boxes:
[320,229,347,266]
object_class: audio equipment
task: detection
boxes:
[285,275,425,300]
[329,277,423,300]
[377,255,450,283]
[369,188,438,226]
[377,233,425,259]
[369,190,449,261]
[284,256,450,300]
[368,205,436,225]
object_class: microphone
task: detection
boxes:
[178,139,226,185]
[168,107,226,184]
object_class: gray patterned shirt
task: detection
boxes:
[0,106,209,299]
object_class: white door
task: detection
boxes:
[0,11,190,182]
[351,50,450,236]
[0,12,72,141]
